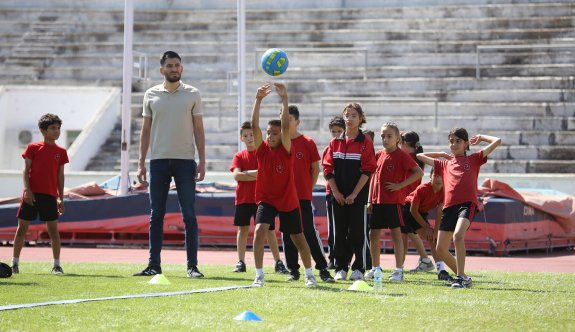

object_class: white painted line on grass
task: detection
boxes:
[0,285,253,312]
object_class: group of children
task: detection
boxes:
[233,83,501,289]
[6,84,502,290]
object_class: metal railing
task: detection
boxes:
[475,43,575,79]
[133,51,148,81]
[319,96,439,130]
[254,47,369,80]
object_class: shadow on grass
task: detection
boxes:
[58,273,127,279]
[0,281,39,286]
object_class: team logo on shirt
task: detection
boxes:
[360,145,366,152]
[275,163,285,174]
[54,154,61,162]
[296,152,304,160]
[386,164,395,172]
[463,163,470,171]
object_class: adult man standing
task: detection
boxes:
[133,51,206,278]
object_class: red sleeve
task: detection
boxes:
[322,140,335,179]
[230,152,242,173]
[22,144,35,160]
[473,150,487,166]
[360,138,376,175]
[403,150,418,171]
[434,159,446,177]
[60,149,69,166]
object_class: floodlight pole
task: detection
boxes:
[237,0,246,151]
[119,0,134,196]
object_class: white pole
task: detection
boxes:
[119,0,134,195]
[237,0,246,151]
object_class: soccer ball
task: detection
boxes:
[261,48,289,76]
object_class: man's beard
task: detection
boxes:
[165,73,181,83]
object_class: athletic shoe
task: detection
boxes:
[274,260,289,274]
[319,269,335,283]
[232,260,246,273]
[389,270,404,282]
[349,269,364,281]
[12,264,19,274]
[364,268,375,280]
[187,266,204,278]
[334,270,347,281]
[305,274,318,287]
[52,266,64,275]
[286,270,300,281]
[252,275,264,287]
[133,265,161,276]
[451,276,472,289]
[409,258,435,273]
[438,270,454,281]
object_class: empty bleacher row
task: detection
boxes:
[0,1,573,173]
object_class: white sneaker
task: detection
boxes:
[349,269,364,281]
[305,275,317,287]
[409,258,435,273]
[389,270,404,282]
[252,275,264,287]
[364,268,375,280]
[334,270,347,280]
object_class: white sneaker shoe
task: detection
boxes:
[334,270,347,280]
[349,269,364,281]
[252,275,264,287]
[389,270,404,282]
[364,268,375,280]
[305,275,317,287]
[409,258,435,273]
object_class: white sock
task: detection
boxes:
[422,257,432,263]
[255,268,264,278]
[436,261,445,271]
[304,268,313,277]
[373,266,380,271]
[54,259,60,267]
[12,257,19,265]
[395,267,403,272]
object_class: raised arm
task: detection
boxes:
[470,134,502,158]
[251,84,271,150]
[417,152,451,167]
[275,83,291,153]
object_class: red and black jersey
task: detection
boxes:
[322,131,376,203]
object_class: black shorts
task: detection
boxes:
[17,193,59,222]
[440,202,477,232]
[400,204,429,234]
[233,203,276,230]
[370,204,404,229]
[256,202,302,235]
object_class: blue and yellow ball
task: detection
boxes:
[261,48,289,76]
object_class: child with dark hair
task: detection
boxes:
[418,128,501,288]
[230,121,288,274]
[324,116,345,269]
[12,113,69,275]
[323,103,377,281]
[250,83,316,287]
[366,122,423,282]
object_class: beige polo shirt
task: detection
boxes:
[142,81,203,160]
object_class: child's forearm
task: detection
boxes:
[350,174,370,198]
[478,134,499,143]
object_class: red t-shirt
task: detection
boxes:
[371,148,417,204]
[22,142,69,198]
[434,151,487,208]
[255,141,299,212]
[404,152,422,195]
[291,135,320,200]
[230,149,257,205]
[405,181,444,213]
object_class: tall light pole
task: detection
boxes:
[119,0,133,195]
[237,0,246,151]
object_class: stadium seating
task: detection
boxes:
[0,1,573,173]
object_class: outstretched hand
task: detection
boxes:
[256,84,272,100]
[274,83,287,99]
